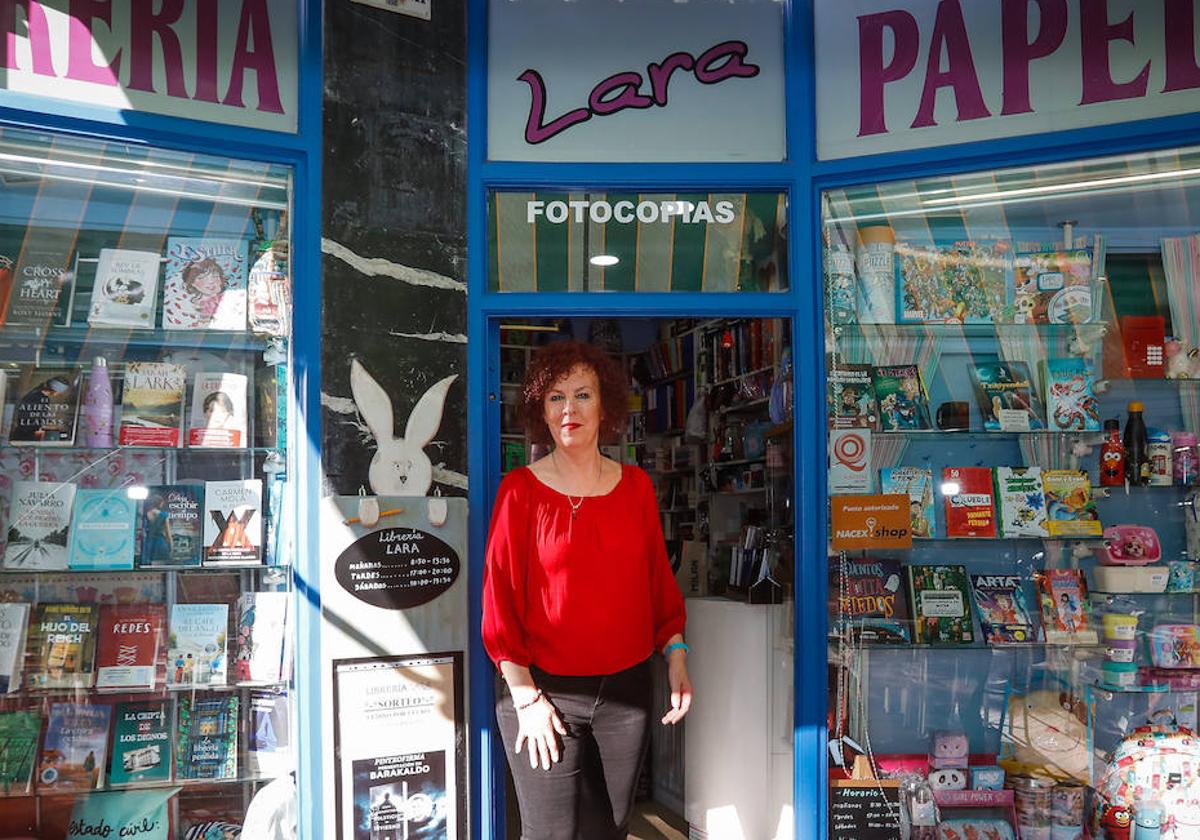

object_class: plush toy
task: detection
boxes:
[930,730,969,769]
[1165,338,1195,379]
[927,768,968,791]
[1004,690,1092,783]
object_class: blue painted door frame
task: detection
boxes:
[0,1,325,836]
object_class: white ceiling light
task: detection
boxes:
[590,255,619,267]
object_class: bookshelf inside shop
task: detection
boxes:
[824,145,1200,840]
[0,126,295,837]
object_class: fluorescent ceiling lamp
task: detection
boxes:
[590,255,620,267]
[921,166,1200,207]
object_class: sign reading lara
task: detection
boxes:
[334,527,460,610]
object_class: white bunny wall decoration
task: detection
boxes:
[350,358,458,496]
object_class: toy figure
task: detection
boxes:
[931,730,969,769]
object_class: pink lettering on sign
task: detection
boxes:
[1079,0,1149,104]
[1163,0,1200,93]
[1000,0,1067,116]
[857,9,920,137]
[1,0,286,116]
[912,0,990,128]
[520,40,760,145]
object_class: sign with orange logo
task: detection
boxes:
[831,494,912,550]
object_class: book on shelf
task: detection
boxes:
[109,700,171,786]
[872,364,932,431]
[203,479,263,565]
[895,240,1009,324]
[501,440,526,472]
[0,711,40,796]
[4,480,77,570]
[6,242,74,328]
[233,591,290,684]
[38,702,112,792]
[117,361,187,447]
[0,474,11,560]
[95,604,166,690]
[25,603,99,690]
[828,556,911,644]
[942,467,997,538]
[1041,358,1102,432]
[248,688,291,777]
[1036,569,1098,644]
[162,237,249,330]
[970,574,1038,645]
[167,603,229,687]
[969,361,1046,432]
[827,363,878,430]
[0,603,30,694]
[0,254,13,328]
[7,365,81,446]
[176,694,239,781]
[880,466,935,538]
[187,371,248,448]
[645,333,695,381]
[1042,470,1102,537]
[1012,247,1096,325]
[87,248,162,328]
[254,363,288,449]
[137,484,204,568]
[994,466,1049,539]
[248,241,290,337]
[906,564,974,644]
[68,487,138,570]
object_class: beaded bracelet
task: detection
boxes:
[514,689,544,711]
[664,641,689,657]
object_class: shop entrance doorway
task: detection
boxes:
[487,315,797,840]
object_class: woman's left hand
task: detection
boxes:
[661,652,693,725]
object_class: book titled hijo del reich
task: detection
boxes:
[26,603,98,690]
[162,237,248,331]
[203,479,263,565]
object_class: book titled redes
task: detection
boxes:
[203,480,263,565]
[95,604,165,690]
[117,362,186,448]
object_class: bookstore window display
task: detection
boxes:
[823,146,1200,840]
[0,126,295,838]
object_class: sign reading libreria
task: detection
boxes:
[816,0,1200,159]
[2,0,297,132]
[487,0,785,162]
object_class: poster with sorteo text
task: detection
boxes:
[333,654,464,840]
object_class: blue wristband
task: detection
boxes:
[664,642,689,657]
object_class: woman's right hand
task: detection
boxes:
[514,693,567,770]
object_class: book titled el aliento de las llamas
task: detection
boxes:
[203,479,263,565]
[162,237,249,331]
[117,361,187,447]
[3,480,77,571]
[68,488,138,571]
[7,366,81,446]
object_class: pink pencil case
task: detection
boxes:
[1094,524,1162,566]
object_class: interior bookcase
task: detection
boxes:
[824,145,1200,839]
[0,125,295,838]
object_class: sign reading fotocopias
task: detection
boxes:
[488,0,785,162]
[817,0,1200,159]
[1,0,297,132]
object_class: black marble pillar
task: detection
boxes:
[321,1,468,497]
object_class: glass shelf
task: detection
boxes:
[0,445,285,455]
[877,429,1102,440]
[0,325,278,354]
[5,680,292,700]
[5,773,285,799]
[0,564,287,575]
[829,638,1103,652]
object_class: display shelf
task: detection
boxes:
[0,325,275,354]
[877,429,1102,440]
[712,457,766,468]
[717,398,770,415]
[711,365,773,388]
[1091,483,1191,496]
[714,487,767,495]
[646,368,692,387]
[648,466,694,476]
[0,564,286,575]
[829,638,1105,651]
[0,444,284,455]
[5,773,282,799]
[499,433,525,441]
[828,322,1109,340]
[6,679,292,700]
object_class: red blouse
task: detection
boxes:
[482,464,687,676]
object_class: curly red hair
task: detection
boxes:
[520,340,629,447]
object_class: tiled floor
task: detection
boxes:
[627,802,689,840]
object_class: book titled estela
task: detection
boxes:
[3,480,77,571]
[7,366,81,446]
[117,362,187,447]
[68,488,137,571]
[188,372,248,448]
[203,479,263,565]
[87,248,161,328]
[162,237,248,331]
[95,604,165,690]
[167,603,229,687]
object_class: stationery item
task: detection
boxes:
[80,357,114,448]
[25,603,99,690]
[166,603,229,687]
[942,467,997,538]
[1042,470,1102,537]
[117,362,187,447]
[175,694,238,780]
[7,365,81,446]
[162,237,249,330]
[828,556,911,644]
[0,603,31,693]
[1118,315,1166,378]
[1148,430,1173,486]
[828,429,872,495]
[1012,247,1094,324]
[1102,614,1139,641]
[1094,525,1161,566]
[87,248,161,328]
[906,564,974,644]
[187,372,248,448]
[202,479,264,565]
[873,364,932,431]
[1104,639,1137,663]
[970,574,1037,644]
[109,701,171,786]
[1041,358,1101,432]
[826,364,877,429]
[824,244,857,325]
[880,466,935,538]
[248,240,290,336]
[1035,569,1097,644]
[37,703,111,791]
[3,480,77,570]
[1167,560,1200,593]
[994,466,1049,538]
[95,604,165,690]
[1092,565,1169,594]
[895,240,1006,324]
[936,401,969,432]
[1174,432,1200,485]
[6,243,73,327]
[68,488,137,570]
[1101,661,1138,688]
[137,484,204,567]
[970,361,1045,432]
[972,767,1006,791]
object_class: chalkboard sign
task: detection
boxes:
[334,526,460,610]
[830,782,903,840]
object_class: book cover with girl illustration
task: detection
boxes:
[1036,569,1097,644]
[162,237,248,331]
[971,574,1038,644]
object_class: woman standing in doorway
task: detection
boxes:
[482,340,692,840]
